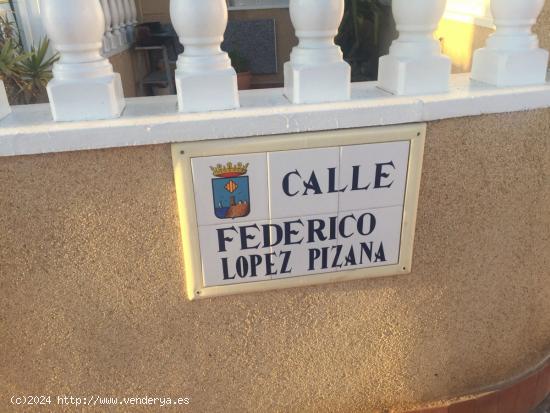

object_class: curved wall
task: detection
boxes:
[1,110,549,412]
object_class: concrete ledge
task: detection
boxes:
[1,73,550,157]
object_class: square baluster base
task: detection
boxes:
[378,54,451,95]
[471,47,549,87]
[47,74,125,122]
[175,68,239,113]
[0,80,10,120]
[284,61,351,104]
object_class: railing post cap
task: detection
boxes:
[471,0,549,86]
[378,0,451,95]
[171,0,238,113]
[41,0,126,121]
[284,0,350,104]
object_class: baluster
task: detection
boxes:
[378,0,451,95]
[471,0,548,86]
[108,0,124,50]
[284,0,350,104]
[0,81,10,120]
[128,0,138,43]
[115,0,128,48]
[122,0,134,44]
[170,0,239,113]
[100,0,115,54]
[130,0,138,27]
[115,0,129,48]
[41,0,125,121]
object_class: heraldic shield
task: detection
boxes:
[210,161,251,220]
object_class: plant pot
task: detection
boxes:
[237,71,252,90]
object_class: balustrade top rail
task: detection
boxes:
[0,0,549,152]
[1,73,549,158]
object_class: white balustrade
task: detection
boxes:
[378,0,451,95]
[41,0,125,121]
[284,0,350,104]
[10,0,547,125]
[109,0,125,50]
[170,0,239,113]
[122,0,134,44]
[471,0,549,86]
[129,0,138,43]
[115,0,129,47]
[0,81,10,120]
[130,0,138,26]
[100,0,115,54]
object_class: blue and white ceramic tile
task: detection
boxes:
[199,220,272,287]
[269,214,339,280]
[339,141,410,212]
[268,147,341,219]
[191,152,269,227]
[335,206,404,271]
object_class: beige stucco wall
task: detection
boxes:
[1,109,549,412]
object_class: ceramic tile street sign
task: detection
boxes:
[172,125,425,300]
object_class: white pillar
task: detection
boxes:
[115,0,129,48]
[378,0,451,95]
[100,0,115,54]
[284,0,350,104]
[0,81,11,120]
[129,0,138,43]
[122,0,134,44]
[130,0,138,26]
[41,0,125,121]
[109,0,125,50]
[170,0,239,113]
[471,0,548,87]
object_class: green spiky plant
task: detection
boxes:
[0,14,59,105]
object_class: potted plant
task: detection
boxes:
[228,50,252,90]
[0,14,59,105]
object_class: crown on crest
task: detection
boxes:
[210,161,249,178]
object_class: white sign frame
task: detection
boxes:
[172,124,426,300]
